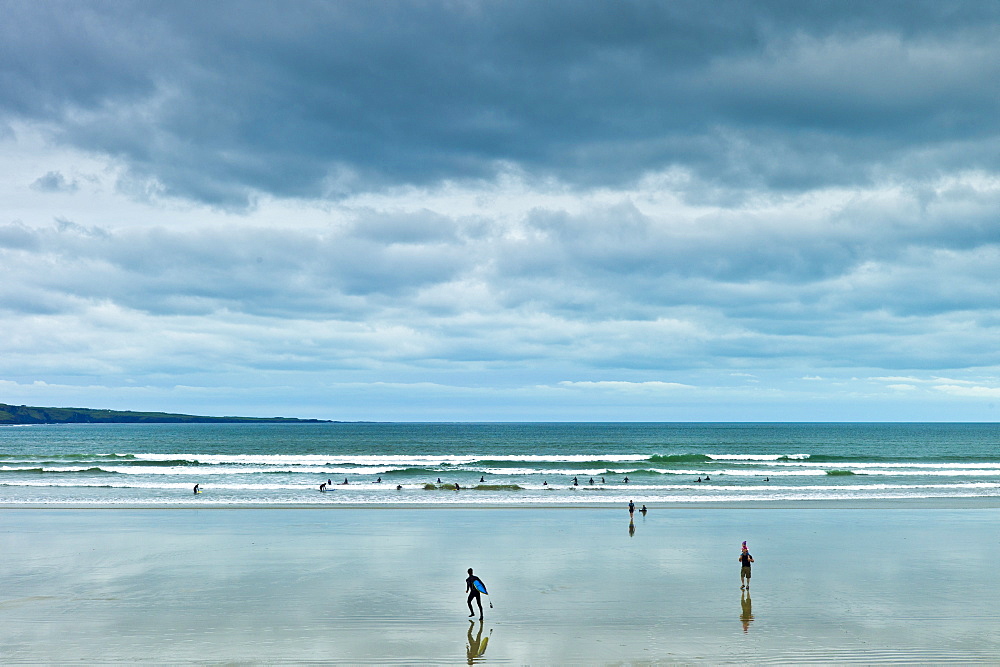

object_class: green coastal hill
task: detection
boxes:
[0,404,332,425]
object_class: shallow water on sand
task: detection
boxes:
[1,507,998,663]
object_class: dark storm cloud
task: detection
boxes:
[2,0,997,206]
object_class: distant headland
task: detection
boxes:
[0,403,333,425]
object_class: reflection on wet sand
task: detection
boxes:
[466,619,491,663]
[628,518,635,537]
[740,589,753,633]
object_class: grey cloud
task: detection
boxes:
[0,221,41,251]
[2,1,997,205]
[1,217,477,319]
[31,171,78,192]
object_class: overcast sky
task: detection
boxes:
[2,0,999,421]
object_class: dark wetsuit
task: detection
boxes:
[466,574,484,616]
[467,575,483,601]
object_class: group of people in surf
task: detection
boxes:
[319,477,404,491]
[571,476,633,485]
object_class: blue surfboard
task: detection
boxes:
[474,579,489,595]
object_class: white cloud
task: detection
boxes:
[555,381,693,392]
[933,384,1000,399]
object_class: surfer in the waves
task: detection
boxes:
[466,568,486,619]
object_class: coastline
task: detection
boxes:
[4,495,1000,510]
[2,505,999,663]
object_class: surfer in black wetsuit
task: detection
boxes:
[466,568,485,619]
[193,484,200,494]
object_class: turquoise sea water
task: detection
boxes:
[1,422,999,505]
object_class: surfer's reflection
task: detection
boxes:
[628,518,635,537]
[466,619,492,664]
[740,589,754,633]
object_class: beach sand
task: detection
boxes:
[2,506,999,664]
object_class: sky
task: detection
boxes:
[1,0,999,421]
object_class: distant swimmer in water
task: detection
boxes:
[543,480,548,486]
[573,478,579,486]
[455,483,461,491]
[480,476,485,482]
[765,477,770,482]
[696,477,702,483]
[437,478,442,483]
[640,505,647,514]
[628,500,635,516]
[601,477,605,483]
[193,484,200,494]
[705,475,711,481]
[396,484,402,490]
[623,476,629,483]
[327,478,332,486]
[341,478,349,485]
[376,477,382,483]
[319,482,327,492]
[589,478,594,485]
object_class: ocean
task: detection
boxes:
[1,422,999,506]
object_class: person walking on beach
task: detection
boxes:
[739,541,754,589]
[466,568,486,620]
[628,500,635,516]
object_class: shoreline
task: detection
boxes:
[4,495,1000,510]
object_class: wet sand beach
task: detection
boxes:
[2,506,999,664]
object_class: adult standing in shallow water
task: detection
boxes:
[466,568,485,620]
[739,541,754,589]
